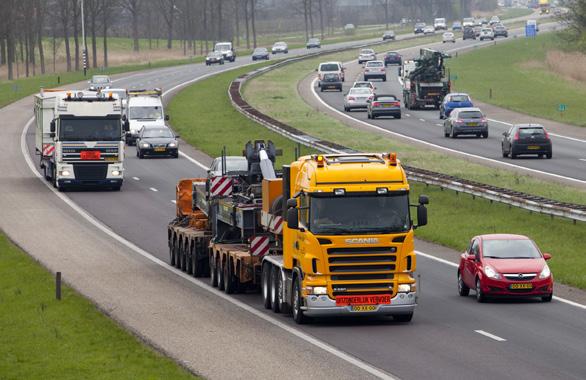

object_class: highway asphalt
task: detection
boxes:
[14,12,586,380]
[312,24,586,184]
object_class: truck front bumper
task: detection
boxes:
[302,292,417,317]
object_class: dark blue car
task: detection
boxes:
[439,93,473,119]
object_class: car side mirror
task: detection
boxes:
[165,114,170,121]
[543,253,552,260]
[287,208,299,230]
[50,120,56,133]
[123,120,130,132]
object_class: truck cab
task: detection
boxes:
[124,89,168,145]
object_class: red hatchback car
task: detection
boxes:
[458,234,553,302]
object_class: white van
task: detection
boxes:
[317,62,345,87]
[124,89,168,145]
[434,18,447,30]
[214,42,236,62]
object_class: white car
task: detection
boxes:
[363,60,386,81]
[271,41,288,54]
[442,32,456,43]
[423,25,435,35]
[317,61,345,86]
[352,81,376,92]
[462,17,474,28]
[343,87,374,111]
[434,18,447,30]
[358,48,377,64]
[479,28,494,41]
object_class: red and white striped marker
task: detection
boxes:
[269,216,283,234]
[209,176,233,197]
[250,236,270,257]
[42,144,55,156]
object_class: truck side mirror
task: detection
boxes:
[419,194,429,205]
[165,114,170,121]
[416,205,428,227]
[50,120,56,133]
[287,208,299,230]
[122,114,127,121]
[123,120,130,132]
[49,132,55,138]
[286,198,297,208]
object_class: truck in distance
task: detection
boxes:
[124,88,168,145]
[168,141,429,324]
[34,89,127,191]
[402,48,451,110]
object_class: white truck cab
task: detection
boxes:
[124,89,168,145]
[214,42,236,62]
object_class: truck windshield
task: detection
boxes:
[59,118,121,141]
[309,193,410,235]
[216,44,231,51]
[129,106,163,120]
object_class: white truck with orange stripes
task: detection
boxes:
[34,89,127,191]
[168,140,429,324]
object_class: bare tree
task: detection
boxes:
[121,0,142,52]
[243,0,250,49]
[86,0,100,68]
[71,0,80,71]
[59,0,72,71]
[158,0,177,49]
[250,0,257,48]
[233,0,240,47]
[318,0,324,38]
[36,0,46,74]
[101,0,116,67]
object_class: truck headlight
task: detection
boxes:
[111,170,121,176]
[60,169,71,176]
[398,284,414,293]
[484,265,500,279]
[539,264,551,279]
[312,286,328,295]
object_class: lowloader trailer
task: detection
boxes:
[168,141,429,323]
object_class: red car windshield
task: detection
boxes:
[482,239,541,259]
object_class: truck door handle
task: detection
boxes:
[295,241,299,250]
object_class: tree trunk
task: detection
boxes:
[303,0,309,41]
[102,3,108,67]
[250,0,256,48]
[1,38,6,66]
[243,0,250,49]
[385,0,389,30]
[309,0,314,37]
[318,0,324,39]
[234,0,240,47]
[7,30,14,79]
[217,0,223,41]
[62,5,71,72]
[36,0,45,74]
[132,8,139,51]
[72,0,80,71]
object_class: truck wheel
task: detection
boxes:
[180,241,187,272]
[210,255,218,287]
[262,263,272,309]
[292,277,307,324]
[394,313,413,323]
[186,244,193,275]
[169,239,176,266]
[217,256,225,291]
[224,259,236,294]
[271,265,283,313]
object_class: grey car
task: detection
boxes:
[306,38,321,49]
[344,87,374,111]
[367,94,401,119]
[88,75,112,91]
[501,124,552,159]
[136,126,179,158]
[443,107,488,138]
[208,156,248,178]
[320,73,342,92]
[206,51,224,65]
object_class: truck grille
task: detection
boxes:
[73,163,108,180]
[61,142,119,162]
[327,246,397,297]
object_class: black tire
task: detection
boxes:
[444,129,450,137]
[367,113,371,119]
[482,132,488,138]
[186,243,193,275]
[502,148,508,158]
[450,127,457,138]
[476,278,486,303]
[217,256,225,291]
[383,76,387,82]
[210,255,218,287]
[395,114,401,119]
[320,87,324,92]
[169,239,176,266]
[262,263,272,309]
[292,276,307,324]
[344,106,349,112]
[394,313,413,323]
[270,265,283,313]
[224,259,236,294]
[510,149,517,159]
[458,270,470,297]
[138,150,144,159]
[546,152,552,159]
[371,114,376,119]
[542,294,553,302]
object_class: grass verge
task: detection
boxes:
[447,32,586,127]
[0,232,197,379]
[166,38,586,290]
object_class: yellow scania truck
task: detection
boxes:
[168,141,428,323]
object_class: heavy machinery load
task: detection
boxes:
[168,141,429,323]
[402,48,450,110]
[34,89,127,191]
[539,0,550,14]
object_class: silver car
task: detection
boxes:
[344,87,374,111]
[443,107,489,138]
[352,81,376,92]
[358,48,377,64]
[363,60,386,81]
[88,75,112,91]
[442,32,456,43]
[271,41,288,54]
[208,156,248,178]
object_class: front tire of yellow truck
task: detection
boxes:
[271,266,284,313]
[292,277,307,324]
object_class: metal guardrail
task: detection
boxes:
[228,32,586,223]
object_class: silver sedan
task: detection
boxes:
[344,88,374,111]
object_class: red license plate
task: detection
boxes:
[80,150,101,160]
[335,294,391,306]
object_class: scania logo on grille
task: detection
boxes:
[345,238,379,244]
[518,274,524,279]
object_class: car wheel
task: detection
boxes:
[450,127,457,138]
[138,150,144,159]
[502,147,508,158]
[542,293,553,302]
[320,87,324,92]
[261,263,272,309]
[344,106,349,112]
[210,255,218,287]
[482,132,488,138]
[395,113,401,119]
[383,76,387,82]
[458,271,470,297]
[476,278,486,303]
[367,112,371,119]
[510,149,517,159]
[444,129,450,137]
[546,152,552,159]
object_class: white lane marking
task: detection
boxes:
[149,187,158,192]
[405,113,410,117]
[580,159,586,162]
[310,77,586,185]
[22,117,396,380]
[488,118,586,144]
[415,250,586,311]
[436,123,443,127]
[171,200,177,204]
[419,118,426,122]
[474,330,507,342]
[132,176,140,181]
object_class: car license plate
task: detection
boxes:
[154,147,166,152]
[335,294,391,306]
[510,283,533,289]
[351,305,377,312]
[80,150,101,160]
[382,104,393,108]
[528,146,540,150]
[467,122,478,126]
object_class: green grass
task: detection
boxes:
[166,59,586,290]
[0,233,197,380]
[447,32,586,127]
[413,182,586,289]
[0,56,203,109]
[241,41,586,205]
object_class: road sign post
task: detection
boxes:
[558,103,567,118]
